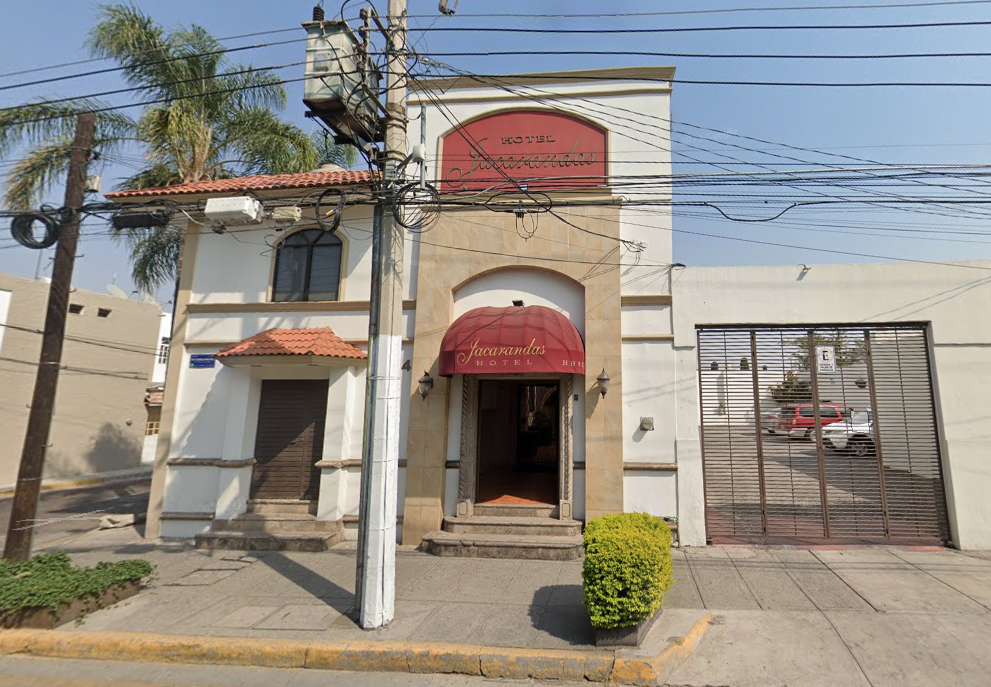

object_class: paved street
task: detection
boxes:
[0,655,585,687]
[0,477,149,552]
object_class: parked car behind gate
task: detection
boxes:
[823,409,875,457]
[761,405,782,434]
[775,403,854,439]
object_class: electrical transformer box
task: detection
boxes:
[303,20,381,143]
[203,197,264,225]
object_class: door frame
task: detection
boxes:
[456,373,575,519]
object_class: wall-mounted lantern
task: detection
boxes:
[854,378,868,389]
[418,371,434,399]
[639,417,655,432]
[710,361,719,371]
[596,369,611,398]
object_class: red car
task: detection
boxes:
[774,404,854,439]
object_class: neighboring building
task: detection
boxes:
[142,312,173,465]
[0,273,164,488]
[111,66,991,553]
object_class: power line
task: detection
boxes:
[414,0,991,18]
[0,26,308,81]
[0,322,163,356]
[422,72,991,88]
[0,61,305,115]
[0,356,148,380]
[0,37,304,94]
[428,50,991,61]
[412,19,991,34]
[416,60,991,225]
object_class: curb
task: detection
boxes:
[0,614,711,684]
[0,468,151,500]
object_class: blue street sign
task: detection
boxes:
[189,354,216,369]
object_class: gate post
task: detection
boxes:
[807,330,832,539]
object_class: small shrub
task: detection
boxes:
[582,512,673,630]
[0,552,153,615]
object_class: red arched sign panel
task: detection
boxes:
[439,110,607,193]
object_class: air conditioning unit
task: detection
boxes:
[302,18,382,143]
[203,197,263,225]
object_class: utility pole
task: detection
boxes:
[3,112,96,562]
[355,0,407,629]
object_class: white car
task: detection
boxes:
[822,410,875,457]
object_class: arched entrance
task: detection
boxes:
[439,305,584,519]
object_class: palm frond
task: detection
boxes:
[2,139,74,210]
[87,3,182,95]
[112,223,182,292]
[220,108,320,176]
[312,132,359,169]
[219,69,287,113]
[2,134,127,209]
[0,99,133,158]
[115,161,180,191]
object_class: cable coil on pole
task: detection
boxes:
[9,211,61,249]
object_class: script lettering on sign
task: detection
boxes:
[455,337,585,371]
[440,110,607,192]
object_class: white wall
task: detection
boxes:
[453,268,586,336]
[622,342,677,464]
[188,207,419,304]
[151,312,172,384]
[0,289,11,353]
[672,261,991,550]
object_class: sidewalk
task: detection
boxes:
[10,526,991,686]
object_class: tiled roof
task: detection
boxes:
[104,169,375,199]
[215,327,367,361]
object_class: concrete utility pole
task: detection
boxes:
[3,112,96,561]
[354,0,408,629]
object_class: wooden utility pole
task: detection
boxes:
[355,0,407,629]
[3,112,96,561]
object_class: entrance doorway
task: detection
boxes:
[476,379,560,505]
[250,379,328,501]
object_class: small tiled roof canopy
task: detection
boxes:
[215,328,367,361]
[104,169,374,199]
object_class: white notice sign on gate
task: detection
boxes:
[816,345,837,374]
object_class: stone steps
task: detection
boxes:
[472,503,558,518]
[422,531,583,560]
[245,499,317,516]
[210,513,342,534]
[195,529,342,552]
[442,515,582,537]
[194,500,341,552]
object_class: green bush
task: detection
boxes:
[582,512,673,629]
[0,552,153,614]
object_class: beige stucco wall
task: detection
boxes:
[0,273,162,487]
[402,204,626,544]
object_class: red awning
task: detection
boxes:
[439,305,585,376]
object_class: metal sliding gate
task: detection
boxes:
[698,324,951,545]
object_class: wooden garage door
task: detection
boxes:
[251,379,328,500]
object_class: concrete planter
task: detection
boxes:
[593,606,663,648]
[0,580,141,630]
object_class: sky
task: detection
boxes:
[4,0,991,308]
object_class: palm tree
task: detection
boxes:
[0,4,355,292]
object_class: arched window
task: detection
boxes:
[272,229,343,302]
